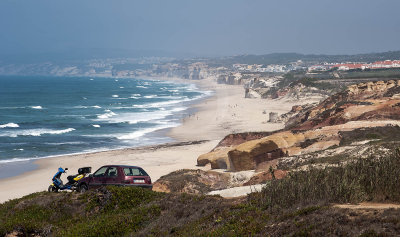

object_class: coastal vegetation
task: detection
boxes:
[2,147,400,236]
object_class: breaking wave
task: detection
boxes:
[117,123,178,140]
[0,123,19,128]
[97,110,117,119]
[0,128,75,137]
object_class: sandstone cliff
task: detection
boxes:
[197,80,400,172]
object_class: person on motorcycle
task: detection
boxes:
[52,167,68,189]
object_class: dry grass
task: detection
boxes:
[250,148,400,210]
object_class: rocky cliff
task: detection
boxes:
[198,80,400,172]
[285,80,400,130]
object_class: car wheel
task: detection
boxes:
[79,184,88,193]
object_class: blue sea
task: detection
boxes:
[0,76,211,165]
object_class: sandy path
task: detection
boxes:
[334,202,400,209]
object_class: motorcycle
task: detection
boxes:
[48,167,91,192]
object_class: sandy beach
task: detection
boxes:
[0,78,296,203]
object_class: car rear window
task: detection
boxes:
[123,167,148,176]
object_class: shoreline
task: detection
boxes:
[0,76,211,177]
[0,76,297,203]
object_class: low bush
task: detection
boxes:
[250,149,400,210]
[3,150,400,235]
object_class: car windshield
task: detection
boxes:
[93,167,108,177]
[123,167,147,176]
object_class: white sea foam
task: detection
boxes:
[132,99,187,109]
[0,157,40,164]
[0,128,75,137]
[0,123,19,128]
[185,84,198,91]
[97,107,186,124]
[117,123,178,140]
[0,106,25,109]
[112,95,119,98]
[74,105,88,109]
[30,106,43,109]
[157,96,184,100]
[92,124,101,128]
[136,86,147,89]
[90,78,94,81]
[97,110,117,119]
[130,94,141,99]
[120,86,124,89]
[144,95,157,98]
[44,141,85,145]
[92,105,102,109]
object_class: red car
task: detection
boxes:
[78,165,152,192]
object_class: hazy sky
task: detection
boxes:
[1,0,400,57]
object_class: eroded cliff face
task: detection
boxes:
[286,80,400,130]
[197,80,400,172]
[197,132,276,170]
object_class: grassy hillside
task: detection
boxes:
[2,148,400,236]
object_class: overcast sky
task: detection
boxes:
[1,0,400,57]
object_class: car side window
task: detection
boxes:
[93,167,108,177]
[123,168,142,176]
[107,167,118,177]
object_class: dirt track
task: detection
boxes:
[334,202,400,209]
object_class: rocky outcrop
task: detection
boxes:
[244,88,261,98]
[268,112,279,123]
[243,169,288,186]
[268,82,330,101]
[197,147,231,169]
[214,132,275,148]
[286,80,400,130]
[217,73,243,85]
[153,169,258,194]
[197,132,275,169]
[279,103,317,125]
[198,80,400,172]
[226,120,400,171]
[153,169,230,194]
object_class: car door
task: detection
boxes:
[104,166,119,186]
[90,166,109,188]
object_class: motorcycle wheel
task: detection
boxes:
[79,184,88,193]
[48,185,58,193]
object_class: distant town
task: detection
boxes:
[1,52,400,87]
[308,60,400,72]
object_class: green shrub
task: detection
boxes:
[249,151,400,209]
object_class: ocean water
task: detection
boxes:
[0,76,211,164]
